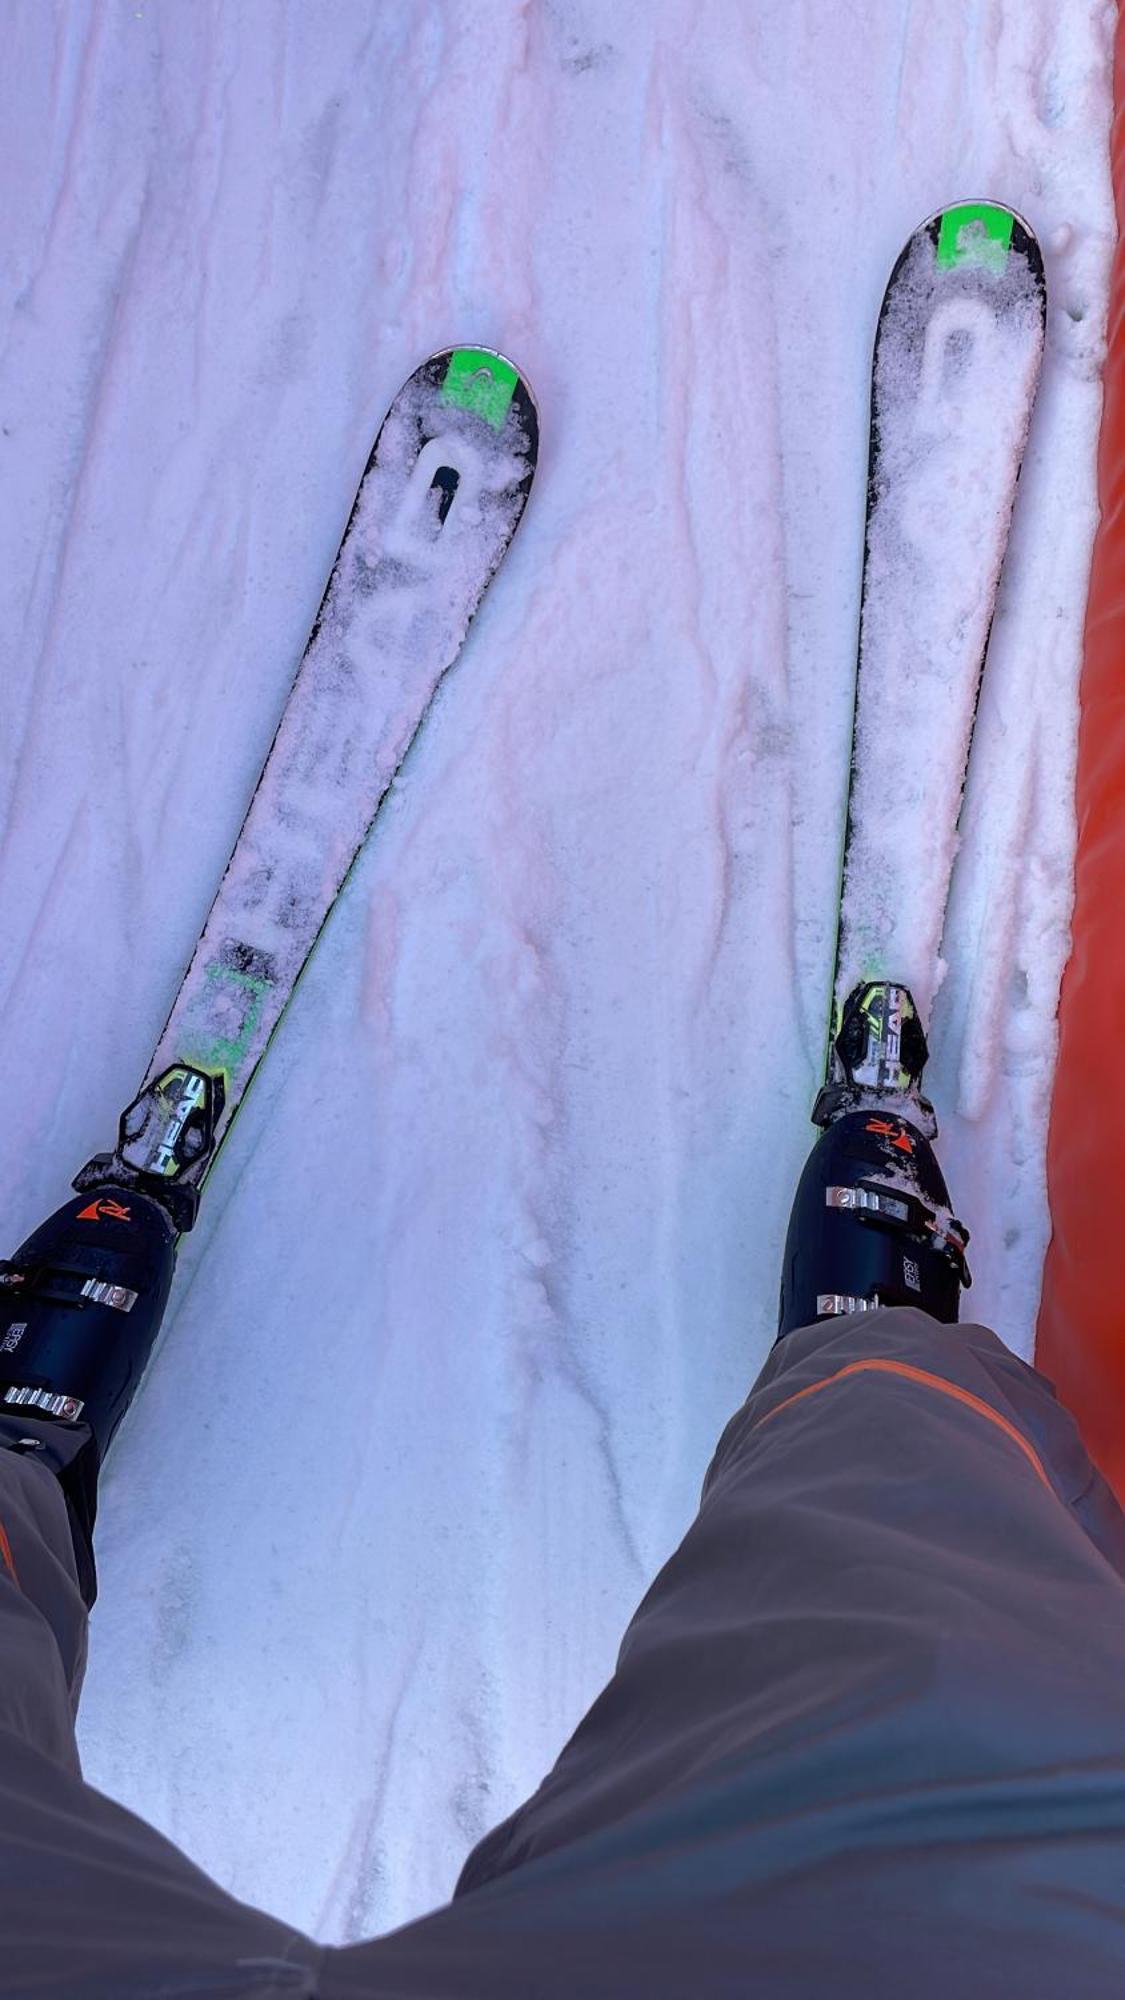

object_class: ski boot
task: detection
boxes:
[0,1063,223,1463]
[0,1185,177,1605]
[778,982,971,1338]
[0,1187,177,1461]
[0,1067,223,1604]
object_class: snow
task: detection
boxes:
[0,0,1115,1949]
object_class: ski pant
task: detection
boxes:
[4,1305,1125,1998]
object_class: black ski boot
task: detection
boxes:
[0,1068,222,1602]
[778,982,971,1338]
[0,1187,177,1462]
[0,1060,223,1467]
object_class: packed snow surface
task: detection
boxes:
[0,0,1114,1948]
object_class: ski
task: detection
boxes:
[817,200,1046,1132]
[0,346,538,1455]
[779,202,1045,1339]
[76,345,538,1230]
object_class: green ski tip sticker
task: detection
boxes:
[441,348,519,428]
[936,202,1015,273]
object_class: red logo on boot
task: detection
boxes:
[76,1198,132,1223]
[865,1117,915,1156]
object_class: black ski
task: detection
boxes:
[780,203,1045,1338]
[0,346,538,1454]
[820,198,1045,1129]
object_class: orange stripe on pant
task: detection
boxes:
[752,1357,1055,1496]
[0,1520,19,1588]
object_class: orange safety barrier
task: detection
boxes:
[1037,11,1125,1502]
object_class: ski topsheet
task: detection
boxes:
[78,347,538,1226]
[827,202,1045,1067]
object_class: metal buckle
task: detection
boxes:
[816,1293,881,1316]
[2,1385,85,1423]
[79,1279,138,1313]
[826,1186,910,1222]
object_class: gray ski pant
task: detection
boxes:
[4,1305,1125,1997]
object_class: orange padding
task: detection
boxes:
[1037,10,1125,1502]
[0,1520,17,1588]
[754,1359,1054,1495]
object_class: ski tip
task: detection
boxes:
[881,199,1045,315]
[933,199,1040,269]
[421,345,539,433]
[910,197,1039,248]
